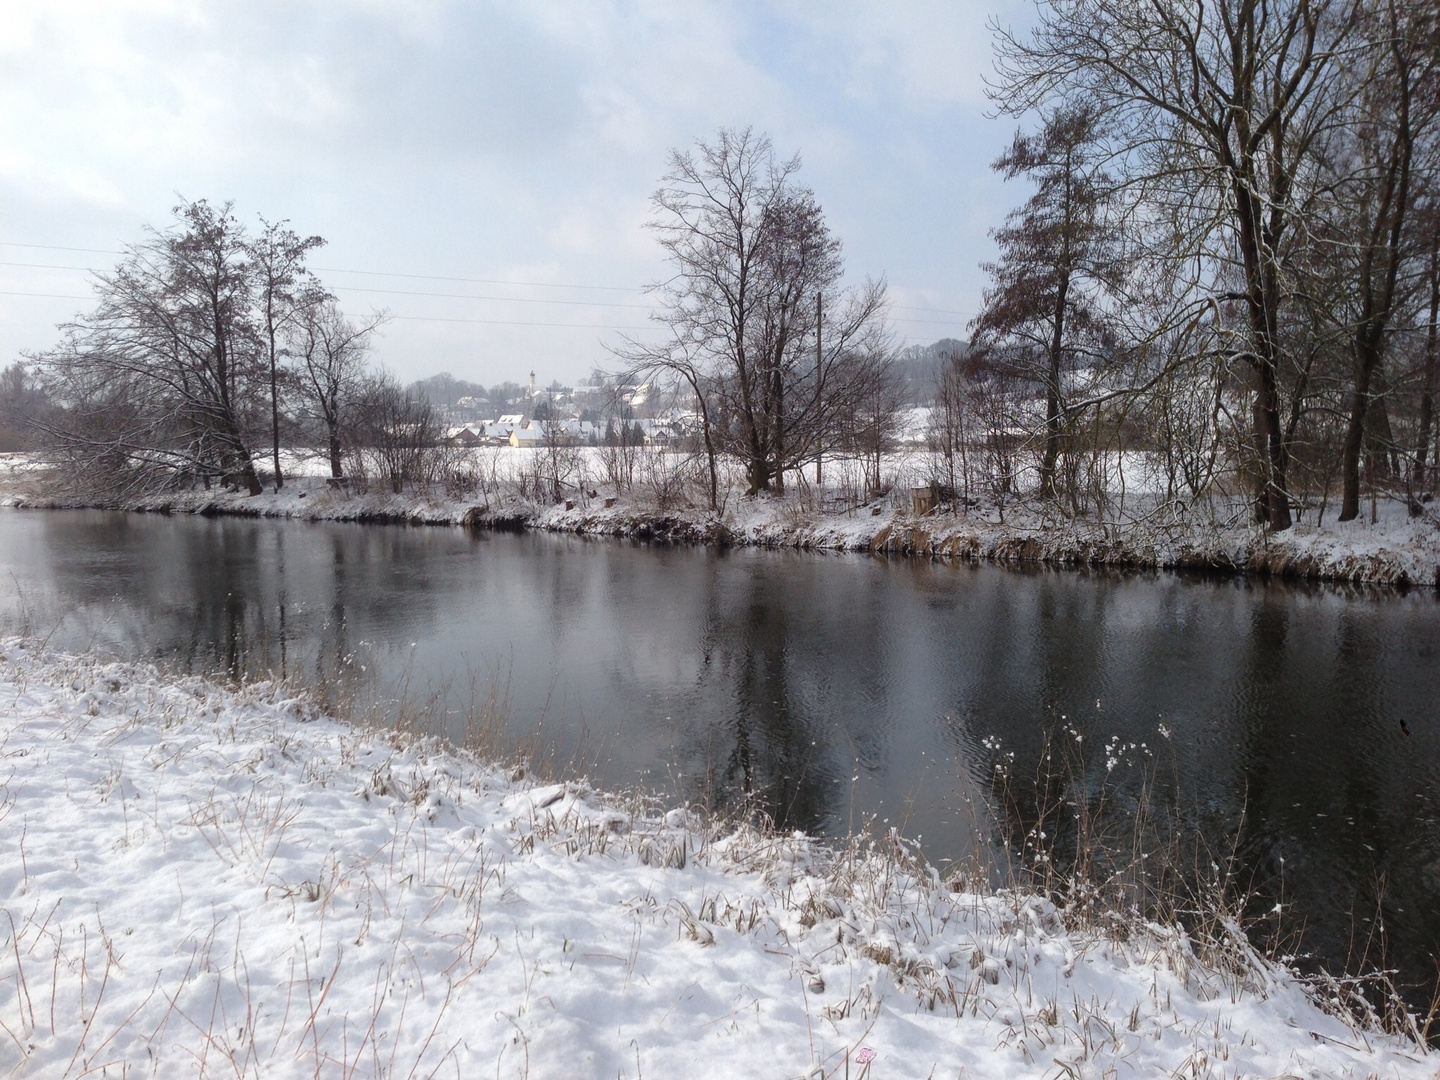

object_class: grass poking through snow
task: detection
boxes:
[0,639,1432,1078]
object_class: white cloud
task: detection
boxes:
[0,0,1024,382]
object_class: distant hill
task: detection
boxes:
[406,373,489,407]
[893,338,967,405]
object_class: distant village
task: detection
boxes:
[410,344,953,452]
[418,369,700,449]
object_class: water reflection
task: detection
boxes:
[1,508,1437,1001]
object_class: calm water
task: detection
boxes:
[2,508,1438,995]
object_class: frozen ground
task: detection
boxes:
[0,640,1433,1078]
[3,448,1439,585]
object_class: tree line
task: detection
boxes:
[10,2,1440,531]
[4,169,901,509]
[965,0,1440,529]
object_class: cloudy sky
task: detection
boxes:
[0,1,1032,387]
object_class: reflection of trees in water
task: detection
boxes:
[1223,591,1440,1009]
[12,514,1440,1013]
[949,577,1440,1013]
[169,523,295,682]
[659,554,917,838]
[30,515,449,702]
[685,559,835,835]
[960,575,1159,894]
[1222,596,1303,958]
[320,530,350,681]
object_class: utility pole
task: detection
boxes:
[815,291,823,485]
[268,289,282,491]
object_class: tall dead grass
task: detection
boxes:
[970,720,1440,1046]
[109,639,1440,1051]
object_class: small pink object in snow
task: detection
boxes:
[855,1047,877,1064]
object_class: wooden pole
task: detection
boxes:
[815,291,823,485]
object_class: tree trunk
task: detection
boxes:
[1371,368,1398,481]
[1414,248,1439,496]
[1234,174,1293,532]
[701,415,719,511]
[215,382,263,495]
[1339,14,1415,519]
[1339,336,1378,521]
[814,292,823,487]
[772,359,785,495]
[1039,269,1070,499]
[747,457,772,495]
[269,322,283,491]
[328,427,344,478]
[233,452,262,495]
[1256,364,1291,530]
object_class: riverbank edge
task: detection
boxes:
[1,637,1433,1077]
[6,477,1439,588]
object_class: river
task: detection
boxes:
[2,508,1437,1000]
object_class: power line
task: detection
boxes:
[0,241,976,317]
[0,242,645,295]
[327,283,652,310]
[0,290,651,330]
[0,258,652,305]
[315,265,638,293]
[0,260,106,273]
[379,314,649,330]
[0,242,121,256]
[0,289,93,301]
[321,265,975,316]
[0,250,979,338]
[0,285,968,330]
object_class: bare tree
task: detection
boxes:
[1328,2,1439,519]
[349,373,444,494]
[293,299,385,478]
[0,362,47,451]
[1142,326,1230,504]
[537,394,583,503]
[592,378,643,495]
[972,355,1023,512]
[250,218,325,491]
[846,364,904,501]
[609,345,721,508]
[635,128,793,496]
[34,199,268,496]
[635,127,894,497]
[930,346,975,504]
[1413,211,1440,497]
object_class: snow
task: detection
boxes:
[3,447,1439,585]
[0,640,1432,1078]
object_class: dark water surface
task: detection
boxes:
[2,509,1438,995]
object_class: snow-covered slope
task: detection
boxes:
[0,641,1431,1078]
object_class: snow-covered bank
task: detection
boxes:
[0,641,1432,1078]
[525,492,1440,587]
[3,452,1439,586]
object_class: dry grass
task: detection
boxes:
[973,720,1440,1049]
[225,648,1440,1055]
[3,642,1433,1078]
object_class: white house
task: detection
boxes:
[509,424,544,447]
[446,425,484,446]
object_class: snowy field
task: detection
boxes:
[0,640,1433,1078]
